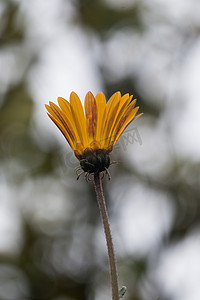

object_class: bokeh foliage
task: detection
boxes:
[0,0,199,300]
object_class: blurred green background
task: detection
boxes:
[0,0,200,300]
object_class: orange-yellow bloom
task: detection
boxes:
[45,91,142,174]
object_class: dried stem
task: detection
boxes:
[93,172,119,300]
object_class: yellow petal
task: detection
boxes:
[106,91,121,113]
[109,95,133,144]
[95,92,106,143]
[111,100,136,139]
[113,113,143,146]
[57,97,70,113]
[47,113,75,150]
[89,140,101,150]
[57,97,80,141]
[49,101,77,146]
[118,93,130,111]
[75,141,84,154]
[84,91,97,143]
[57,97,75,126]
[70,92,89,147]
[101,92,121,148]
[113,106,142,145]
[45,104,62,124]
[110,97,135,144]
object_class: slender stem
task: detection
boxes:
[93,172,119,300]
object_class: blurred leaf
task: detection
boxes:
[77,0,145,35]
[0,0,24,45]
[0,83,34,133]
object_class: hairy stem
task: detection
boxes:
[93,173,119,300]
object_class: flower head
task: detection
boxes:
[45,91,142,174]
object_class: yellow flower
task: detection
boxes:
[45,91,142,174]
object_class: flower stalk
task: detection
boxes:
[93,172,119,300]
[45,90,142,299]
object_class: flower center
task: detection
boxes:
[80,149,110,173]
